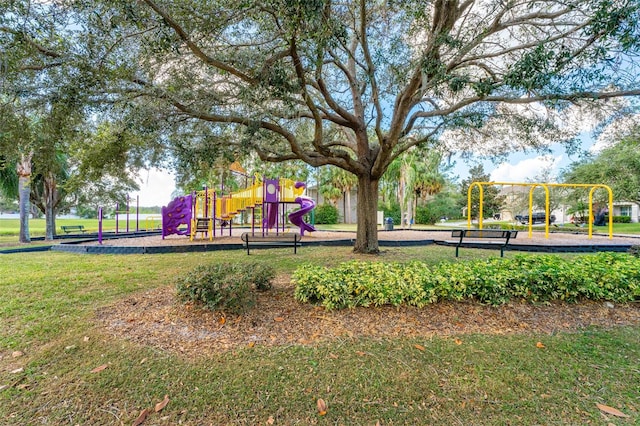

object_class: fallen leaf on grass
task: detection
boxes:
[266,415,275,424]
[536,342,545,349]
[248,342,256,348]
[155,394,169,412]
[355,351,366,356]
[454,339,463,345]
[274,317,285,322]
[90,364,108,373]
[414,344,425,351]
[596,403,630,418]
[12,351,24,358]
[218,317,226,325]
[132,408,149,426]
[317,398,327,416]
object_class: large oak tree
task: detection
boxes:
[59,1,640,251]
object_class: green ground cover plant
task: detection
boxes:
[294,253,640,309]
[1,247,638,424]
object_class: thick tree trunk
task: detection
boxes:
[18,175,31,244]
[354,175,379,254]
[44,173,57,240]
[45,202,55,240]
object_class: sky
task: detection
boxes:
[460,146,571,184]
[131,168,177,207]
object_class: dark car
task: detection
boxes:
[516,212,556,224]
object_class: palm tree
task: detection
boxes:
[0,106,34,242]
[413,152,446,220]
[0,160,19,211]
[382,148,446,227]
[16,152,33,243]
[332,168,358,223]
[318,167,343,208]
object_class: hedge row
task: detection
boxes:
[293,253,640,309]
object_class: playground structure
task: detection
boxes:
[161,177,316,241]
[467,182,614,239]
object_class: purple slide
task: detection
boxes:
[263,203,278,229]
[288,196,316,236]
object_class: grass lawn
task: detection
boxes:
[1,246,638,424]
[0,217,159,237]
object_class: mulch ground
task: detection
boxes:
[96,275,640,358]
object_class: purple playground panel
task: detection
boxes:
[162,194,193,239]
[263,179,279,203]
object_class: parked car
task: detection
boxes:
[515,212,556,224]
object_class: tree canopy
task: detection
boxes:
[4,0,640,251]
[563,134,640,206]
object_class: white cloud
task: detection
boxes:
[490,155,563,183]
[131,168,177,207]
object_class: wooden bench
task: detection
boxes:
[240,232,301,255]
[61,225,86,234]
[452,229,517,257]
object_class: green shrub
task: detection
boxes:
[176,262,275,312]
[415,206,438,225]
[293,253,640,309]
[382,202,401,225]
[294,261,437,309]
[603,215,632,223]
[314,204,339,224]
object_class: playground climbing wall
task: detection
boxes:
[161,194,192,238]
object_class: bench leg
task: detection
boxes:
[455,246,460,257]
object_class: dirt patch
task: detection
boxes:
[96,276,640,358]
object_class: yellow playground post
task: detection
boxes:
[467,182,613,239]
